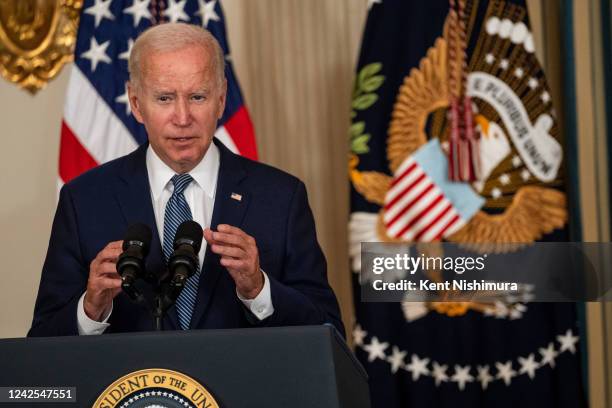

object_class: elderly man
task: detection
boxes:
[28,23,343,337]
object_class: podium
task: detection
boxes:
[0,325,370,407]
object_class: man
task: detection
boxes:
[28,23,344,337]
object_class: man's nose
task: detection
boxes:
[173,98,192,126]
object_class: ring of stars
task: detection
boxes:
[119,390,194,408]
[353,325,579,390]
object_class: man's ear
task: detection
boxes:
[217,78,227,119]
[128,82,144,124]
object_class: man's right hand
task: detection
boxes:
[84,241,123,321]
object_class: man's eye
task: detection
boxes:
[157,96,171,102]
[192,95,205,101]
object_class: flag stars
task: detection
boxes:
[509,307,524,320]
[541,91,551,103]
[514,67,524,78]
[84,0,115,28]
[493,301,509,318]
[483,305,496,316]
[539,342,559,368]
[518,353,539,379]
[485,53,495,64]
[197,0,220,27]
[528,77,539,89]
[81,37,112,71]
[363,337,388,362]
[521,169,531,181]
[476,365,493,390]
[499,59,509,70]
[451,365,474,390]
[495,361,516,386]
[386,346,407,374]
[163,0,190,23]
[512,154,522,168]
[499,173,511,185]
[353,328,579,390]
[491,187,502,199]
[431,362,449,386]
[352,324,367,346]
[119,38,134,61]
[405,354,430,381]
[557,329,579,354]
[124,0,152,27]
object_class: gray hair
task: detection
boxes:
[128,23,225,90]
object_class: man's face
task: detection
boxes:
[129,45,226,173]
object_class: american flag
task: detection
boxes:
[383,139,484,242]
[59,0,257,185]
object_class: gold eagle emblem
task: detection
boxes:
[350,9,567,250]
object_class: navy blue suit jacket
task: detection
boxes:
[28,139,344,337]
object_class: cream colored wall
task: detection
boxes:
[0,66,70,337]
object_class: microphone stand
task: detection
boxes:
[153,276,190,331]
[151,289,180,331]
[122,282,166,331]
[153,295,164,331]
[125,251,198,331]
[123,269,172,332]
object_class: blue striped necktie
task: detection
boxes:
[162,173,200,330]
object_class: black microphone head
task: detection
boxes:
[174,220,203,253]
[122,223,152,255]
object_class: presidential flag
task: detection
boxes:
[59,0,257,185]
[348,0,586,406]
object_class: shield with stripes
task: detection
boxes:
[383,139,484,242]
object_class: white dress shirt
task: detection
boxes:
[77,144,274,335]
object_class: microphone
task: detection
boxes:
[117,223,152,301]
[167,220,203,297]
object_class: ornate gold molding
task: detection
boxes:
[0,0,82,94]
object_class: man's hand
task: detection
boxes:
[84,241,123,321]
[204,224,263,299]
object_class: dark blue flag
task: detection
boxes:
[348,1,587,406]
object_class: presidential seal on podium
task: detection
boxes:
[93,368,220,408]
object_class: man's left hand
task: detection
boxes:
[204,224,263,299]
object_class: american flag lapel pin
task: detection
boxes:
[231,192,242,202]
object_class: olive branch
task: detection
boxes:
[349,62,385,154]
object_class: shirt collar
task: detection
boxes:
[146,142,220,200]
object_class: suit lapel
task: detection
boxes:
[113,144,180,330]
[190,139,250,328]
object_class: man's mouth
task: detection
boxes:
[169,137,196,142]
